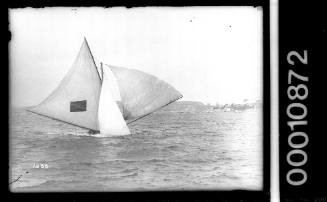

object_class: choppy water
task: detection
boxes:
[9,107,262,192]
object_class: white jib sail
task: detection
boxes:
[98,65,131,136]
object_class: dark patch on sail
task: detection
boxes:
[70,100,87,112]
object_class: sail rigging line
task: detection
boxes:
[127,94,183,125]
[92,55,103,82]
[83,38,102,82]
[83,39,102,107]
[100,62,104,83]
[27,109,98,132]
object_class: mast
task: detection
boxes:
[100,62,104,83]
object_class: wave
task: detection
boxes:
[44,132,61,135]
[120,172,138,178]
[96,172,139,182]
[165,145,178,150]
[145,158,165,163]
[121,168,139,173]
[92,158,165,168]
[93,159,138,166]
[182,159,211,164]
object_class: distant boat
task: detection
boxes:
[27,38,182,136]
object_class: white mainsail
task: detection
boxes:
[27,38,183,135]
[107,65,183,123]
[28,38,101,131]
[98,65,130,136]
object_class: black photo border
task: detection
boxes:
[7,0,270,201]
[279,0,327,201]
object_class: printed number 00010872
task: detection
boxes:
[285,50,309,186]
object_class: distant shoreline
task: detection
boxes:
[11,100,262,112]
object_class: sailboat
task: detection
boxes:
[27,38,182,136]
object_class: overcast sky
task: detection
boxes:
[10,7,262,107]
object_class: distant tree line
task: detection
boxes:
[212,99,262,111]
[162,100,262,112]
